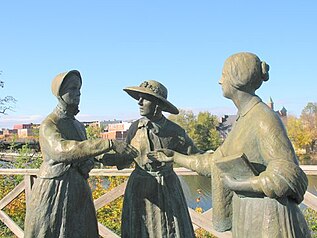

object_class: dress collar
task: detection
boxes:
[138,116,166,134]
[236,96,261,121]
[54,105,75,120]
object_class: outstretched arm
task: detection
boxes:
[40,121,113,163]
[148,149,213,177]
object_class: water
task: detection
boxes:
[0,161,13,169]
[179,175,212,211]
[1,160,316,212]
[179,174,317,212]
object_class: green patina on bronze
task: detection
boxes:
[151,53,311,238]
[24,70,137,238]
[116,80,200,237]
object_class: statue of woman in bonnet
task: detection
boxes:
[24,70,137,238]
[150,53,311,237]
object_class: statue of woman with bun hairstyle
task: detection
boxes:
[150,52,311,237]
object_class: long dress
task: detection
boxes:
[192,96,310,238]
[24,107,112,238]
[119,116,200,238]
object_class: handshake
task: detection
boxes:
[98,140,139,167]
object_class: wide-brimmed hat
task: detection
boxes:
[51,70,82,97]
[124,80,179,114]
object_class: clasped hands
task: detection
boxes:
[99,140,139,166]
[99,144,252,194]
[148,149,249,193]
[147,149,175,163]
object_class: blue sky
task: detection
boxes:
[0,0,316,129]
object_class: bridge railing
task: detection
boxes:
[1,165,317,238]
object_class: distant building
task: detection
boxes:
[13,124,32,130]
[10,123,39,139]
[100,120,123,131]
[101,121,132,141]
[107,122,131,132]
[13,123,40,130]
[18,128,34,138]
[267,97,287,124]
[217,114,237,139]
[2,129,18,136]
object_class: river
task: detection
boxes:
[1,160,316,211]
[179,175,317,211]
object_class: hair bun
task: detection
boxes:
[261,61,270,81]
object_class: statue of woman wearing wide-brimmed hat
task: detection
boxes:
[24,70,137,238]
[105,80,200,237]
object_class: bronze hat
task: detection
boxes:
[124,80,179,114]
[51,70,82,97]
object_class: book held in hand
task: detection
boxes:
[215,153,259,180]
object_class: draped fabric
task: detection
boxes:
[122,167,195,238]
[211,97,310,238]
[24,107,111,238]
[25,168,98,238]
[120,116,199,238]
[252,159,307,203]
[231,194,309,238]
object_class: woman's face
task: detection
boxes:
[138,93,157,118]
[60,75,81,106]
[219,68,235,99]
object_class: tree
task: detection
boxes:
[0,143,42,237]
[168,109,196,136]
[300,103,317,153]
[286,115,312,154]
[191,112,222,151]
[86,124,102,139]
[0,71,16,114]
[168,110,222,151]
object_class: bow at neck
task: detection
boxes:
[138,116,167,134]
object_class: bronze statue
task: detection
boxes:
[104,80,200,237]
[150,53,311,237]
[24,70,137,238]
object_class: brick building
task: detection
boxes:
[101,121,132,141]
